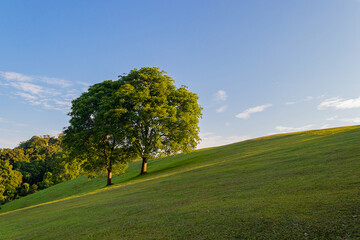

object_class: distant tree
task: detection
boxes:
[0,135,82,204]
[38,172,54,189]
[48,151,83,184]
[0,148,28,165]
[19,183,30,196]
[114,67,202,174]
[63,81,136,185]
[0,160,22,203]
[29,184,38,194]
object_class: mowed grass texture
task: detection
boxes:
[1,126,360,239]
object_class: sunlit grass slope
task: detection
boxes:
[1,126,360,239]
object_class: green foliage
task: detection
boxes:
[29,184,38,194]
[49,152,83,184]
[63,80,135,185]
[0,148,28,165]
[38,172,54,189]
[19,183,30,196]
[0,160,22,203]
[0,135,82,204]
[116,67,202,159]
[64,67,202,179]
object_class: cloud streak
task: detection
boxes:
[275,124,314,132]
[286,95,325,105]
[198,132,249,149]
[286,96,314,105]
[10,81,44,95]
[326,115,360,124]
[15,92,38,100]
[216,105,227,113]
[236,104,272,119]
[0,71,72,88]
[0,71,32,82]
[0,71,89,112]
[214,90,227,101]
[318,97,360,110]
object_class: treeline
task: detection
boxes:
[0,135,82,204]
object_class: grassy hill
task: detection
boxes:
[1,126,360,239]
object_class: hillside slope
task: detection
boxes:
[1,126,360,239]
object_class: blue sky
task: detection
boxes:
[1,0,360,148]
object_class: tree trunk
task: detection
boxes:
[107,168,112,186]
[140,157,147,175]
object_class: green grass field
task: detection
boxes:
[1,126,360,239]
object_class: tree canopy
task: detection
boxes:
[64,67,202,180]
[0,160,22,203]
[0,135,81,204]
[115,67,202,174]
[63,80,135,185]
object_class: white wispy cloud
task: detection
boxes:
[0,71,89,112]
[216,105,227,113]
[275,124,314,133]
[0,71,32,82]
[15,92,38,100]
[236,104,272,119]
[286,95,326,105]
[10,82,44,95]
[320,124,331,129]
[214,90,227,101]
[318,97,360,110]
[326,116,338,121]
[40,77,72,88]
[286,96,314,105]
[0,71,72,87]
[53,99,72,107]
[198,132,249,149]
[338,118,360,124]
[326,115,360,124]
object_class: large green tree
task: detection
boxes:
[63,81,135,185]
[64,67,202,179]
[114,67,202,174]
